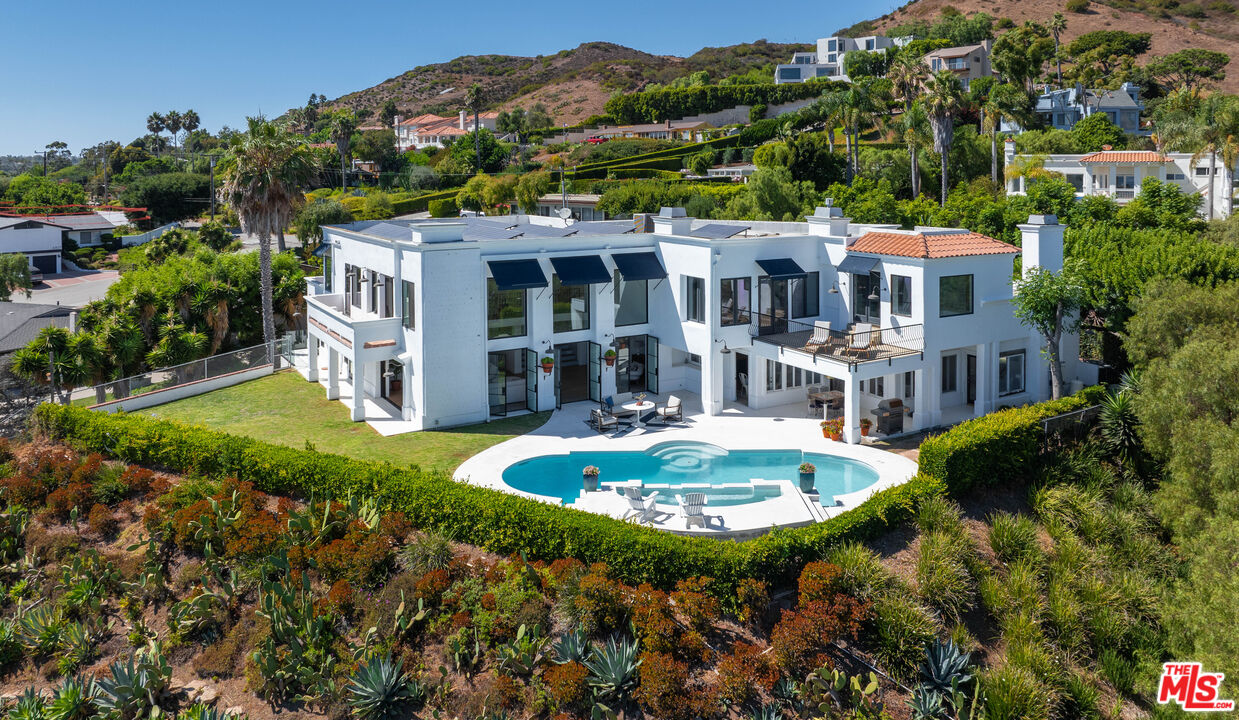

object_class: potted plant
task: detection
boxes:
[820,418,843,441]
[798,462,816,492]
[604,349,617,367]
[582,465,600,492]
[860,417,872,437]
[540,356,555,374]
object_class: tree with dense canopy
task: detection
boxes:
[0,255,32,302]
[991,22,1055,92]
[1012,266,1083,400]
[221,117,318,359]
[1148,49,1230,91]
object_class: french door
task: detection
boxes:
[646,336,659,395]
[588,341,602,403]
[524,348,538,412]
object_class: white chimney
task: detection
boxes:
[652,207,692,236]
[806,199,850,239]
[393,114,402,128]
[1019,214,1065,277]
[459,109,468,130]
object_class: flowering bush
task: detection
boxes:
[572,564,629,636]
[771,595,870,674]
[582,465,600,477]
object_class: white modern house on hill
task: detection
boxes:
[304,205,1097,443]
[1004,140,1236,219]
[774,35,909,84]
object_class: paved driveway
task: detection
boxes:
[13,270,121,308]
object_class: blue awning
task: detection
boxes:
[487,259,548,291]
[549,255,611,286]
[311,242,330,258]
[612,252,667,281]
[756,257,805,278]
[837,254,879,275]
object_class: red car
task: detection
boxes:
[586,136,609,144]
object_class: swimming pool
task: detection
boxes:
[500,440,881,506]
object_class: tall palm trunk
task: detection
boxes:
[258,233,276,364]
[844,131,855,184]
[826,128,835,153]
[1054,39,1063,88]
[278,229,286,253]
[474,108,481,174]
[940,152,949,206]
[909,143,920,198]
[1208,151,1217,220]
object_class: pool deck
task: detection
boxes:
[454,393,919,538]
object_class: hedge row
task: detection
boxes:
[574,136,740,172]
[604,82,844,124]
[33,404,942,591]
[393,187,461,215]
[917,386,1109,494]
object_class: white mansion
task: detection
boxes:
[304,206,1097,444]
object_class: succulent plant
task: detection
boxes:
[93,643,172,719]
[749,704,784,720]
[918,638,973,697]
[17,606,63,656]
[8,688,46,720]
[583,635,641,702]
[497,624,548,677]
[347,653,421,720]
[552,626,590,664]
[177,703,231,720]
[907,687,946,720]
[47,676,97,720]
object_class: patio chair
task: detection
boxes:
[675,492,707,529]
[604,396,636,422]
[807,320,832,347]
[655,395,683,424]
[623,488,661,523]
[590,408,619,434]
[849,323,872,357]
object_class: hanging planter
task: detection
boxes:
[604,349,616,367]
[540,356,555,374]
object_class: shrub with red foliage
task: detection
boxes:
[119,466,154,496]
[770,595,871,674]
[573,564,629,636]
[450,611,472,630]
[544,661,589,713]
[327,580,354,614]
[798,561,846,604]
[224,508,282,559]
[69,454,104,486]
[490,673,523,709]
[735,578,770,628]
[142,504,169,537]
[716,643,779,706]
[2,475,50,509]
[672,576,720,633]
[634,651,713,720]
[548,557,585,582]
[628,584,680,655]
[88,503,117,538]
[415,569,451,606]
[14,444,78,487]
[378,511,412,544]
[45,481,93,521]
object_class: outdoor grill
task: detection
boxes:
[871,398,904,435]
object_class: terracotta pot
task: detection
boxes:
[604,356,615,367]
[829,431,841,441]
[822,428,829,438]
[541,362,554,373]
[861,425,870,437]
[799,472,815,493]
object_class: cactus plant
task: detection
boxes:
[496,624,548,677]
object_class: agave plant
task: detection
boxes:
[8,688,46,720]
[47,676,96,720]
[907,687,946,720]
[93,643,172,719]
[56,621,101,675]
[918,639,973,697]
[583,636,641,702]
[552,626,590,664]
[347,653,420,720]
[177,703,230,720]
[749,704,784,720]
[18,606,64,656]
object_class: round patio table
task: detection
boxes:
[622,400,655,428]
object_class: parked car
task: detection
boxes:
[29,270,43,285]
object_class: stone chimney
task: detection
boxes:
[1019,214,1065,277]
[806,199,850,238]
[459,110,468,130]
[652,207,692,236]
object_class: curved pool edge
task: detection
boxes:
[453,406,919,538]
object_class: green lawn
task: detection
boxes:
[137,371,551,472]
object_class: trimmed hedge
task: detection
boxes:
[918,386,1108,494]
[604,82,844,124]
[428,198,458,217]
[33,403,942,591]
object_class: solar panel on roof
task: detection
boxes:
[465,225,524,240]
[469,219,518,230]
[690,223,750,239]
[518,225,577,238]
[363,223,414,241]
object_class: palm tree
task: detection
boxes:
[1214,101,1239,219]
[328,109,357,192]
[285,108,310,136]
[466,83,484,174]
[923,71,967,206]
[887,54,927,112]
[99,319,144,399]
[221,118,318,363]
[193,280,234,354]
[164,110,183,150]
[1049,13,1067,88]
[12,326,72,403]
[181,109,201,139]
[1163,95,1232,220]
[147,317,208,384]
[146,113,166,149]
[821,79,888,183]
[67,333,108,404]
[980,84,1030,186]
[899,103,931,198]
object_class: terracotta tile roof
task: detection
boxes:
[399,113,449,126]
[1078,151,1168,163]
[416,121,467,136]
[848,231,1019,259]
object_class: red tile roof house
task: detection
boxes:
[393,110,500,152]
[1004,139,1237,220]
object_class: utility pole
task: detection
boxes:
[209,155,217,222]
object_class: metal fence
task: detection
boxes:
[70,342,278,407]
[1041,404,1102,439]
[749,313,925,367]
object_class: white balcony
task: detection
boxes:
[306,293,403,357]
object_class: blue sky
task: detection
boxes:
[0,0,895,156]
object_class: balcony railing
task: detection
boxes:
[750,313,924,368]
[307,294,403,353]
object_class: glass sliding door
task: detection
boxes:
[588,342,602,403]
[488,352,506,417]
[488,350,529,416]
[758,277,788,335]
[852,271,881,324]
[615,335,647,395]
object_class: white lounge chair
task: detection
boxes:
[590,408,619,433]
[676,492,707,529]
[656,395,683,423]
[808,320,832,346]
[623,488,660,523]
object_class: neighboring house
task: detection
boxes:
[0,217,67,273]
[1004,140,1235,219]
[586,120,711,142]
[535,194,608,222]
[707,163,757,182]
[774,35,910,84]
[1002,82,1144,134]
[9,211,129,248]
[0,302,74,357]
[393,111,500,152]
[304,204,1096,442]
[924,41,996,90]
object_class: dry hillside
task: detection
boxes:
[321,40,810,126]
[871,0,1239,93]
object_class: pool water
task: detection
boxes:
[501,441,881,506]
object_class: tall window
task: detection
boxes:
[941,355,958,393]
[552,275,590,333]
[853,271,881,323]
[902,371,916,398]
[790,272,819,318]
[486,279,526,339]
[939,274,974,317]
[613,271,647,327]
[892,275,912,317]
[401,281,414,329]
[720,277,751,326]
[998,350,1026,396]
[685,276,705,323]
